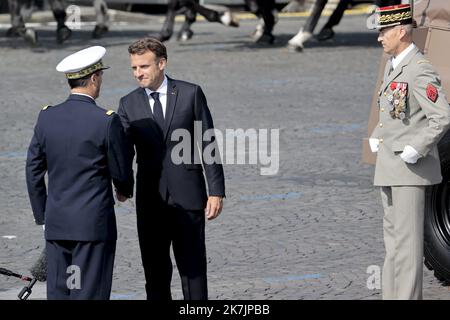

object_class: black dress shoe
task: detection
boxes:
[57,25,72,44]
[6,27,21,37]
[219,11,239,28]
[92,24,108,39]
[156,32,172,42]
[255,33,275,45]
[13,27,38,45]
[177,29,194,41]
[317,27,335,41]
[22,28,38,46]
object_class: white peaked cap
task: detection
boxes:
[56,46,109,79]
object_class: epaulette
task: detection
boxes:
[417,60,429,64]
[106,110,115,116]
[42,105,50,110]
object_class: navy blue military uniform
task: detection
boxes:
[26,94,133,299]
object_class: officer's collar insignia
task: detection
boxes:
[388,82,408,120]
[426,84,438,103]
[106,110,115,116]
[42,105,50,110]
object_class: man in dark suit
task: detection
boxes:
[26,46,133,299]
[117,38,225,300]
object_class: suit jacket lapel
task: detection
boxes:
[163,77,178,141]
[382,47,419,92]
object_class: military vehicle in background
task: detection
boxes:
[363,0,450,284]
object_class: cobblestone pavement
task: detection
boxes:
[0,12,449,300]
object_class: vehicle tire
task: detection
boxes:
[424,132,450,285]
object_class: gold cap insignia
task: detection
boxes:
[66,61,109,80]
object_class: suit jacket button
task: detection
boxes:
[379,138,384,143]
[379,123,383,127]
[381,108,385,112]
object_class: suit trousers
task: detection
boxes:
[46,240,116,300]
[380,186,425,300]
[137,199,207,300]
[246,0,276,34]
[323,0,351,29]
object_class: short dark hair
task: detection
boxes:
[67,70,100,89]
[128,37,168,60]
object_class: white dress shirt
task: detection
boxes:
[145,75,168,118]
[391,43,416,70]
[71,92,95,101]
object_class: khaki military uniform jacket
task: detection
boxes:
[371,46,450,186]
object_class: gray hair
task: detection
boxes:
[401,24,414,37]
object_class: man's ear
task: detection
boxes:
[159,58,167,70]
[399,26,408,40]
[91,72,100,85]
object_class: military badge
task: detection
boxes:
[426,83,438,102]
[388,81,408,120]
